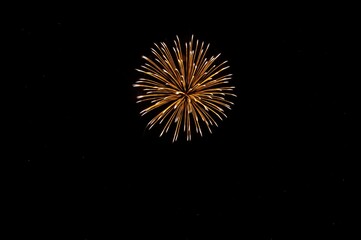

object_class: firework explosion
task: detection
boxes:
[133,35,237,142]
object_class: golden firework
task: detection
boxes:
[133,35,237,142]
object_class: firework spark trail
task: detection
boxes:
[134,35,237,142]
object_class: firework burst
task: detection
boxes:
[133,35,237,142]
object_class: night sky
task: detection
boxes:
[13,3,357,240]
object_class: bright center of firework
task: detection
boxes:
[134,35,237,142]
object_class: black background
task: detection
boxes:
[12,2,357,240]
